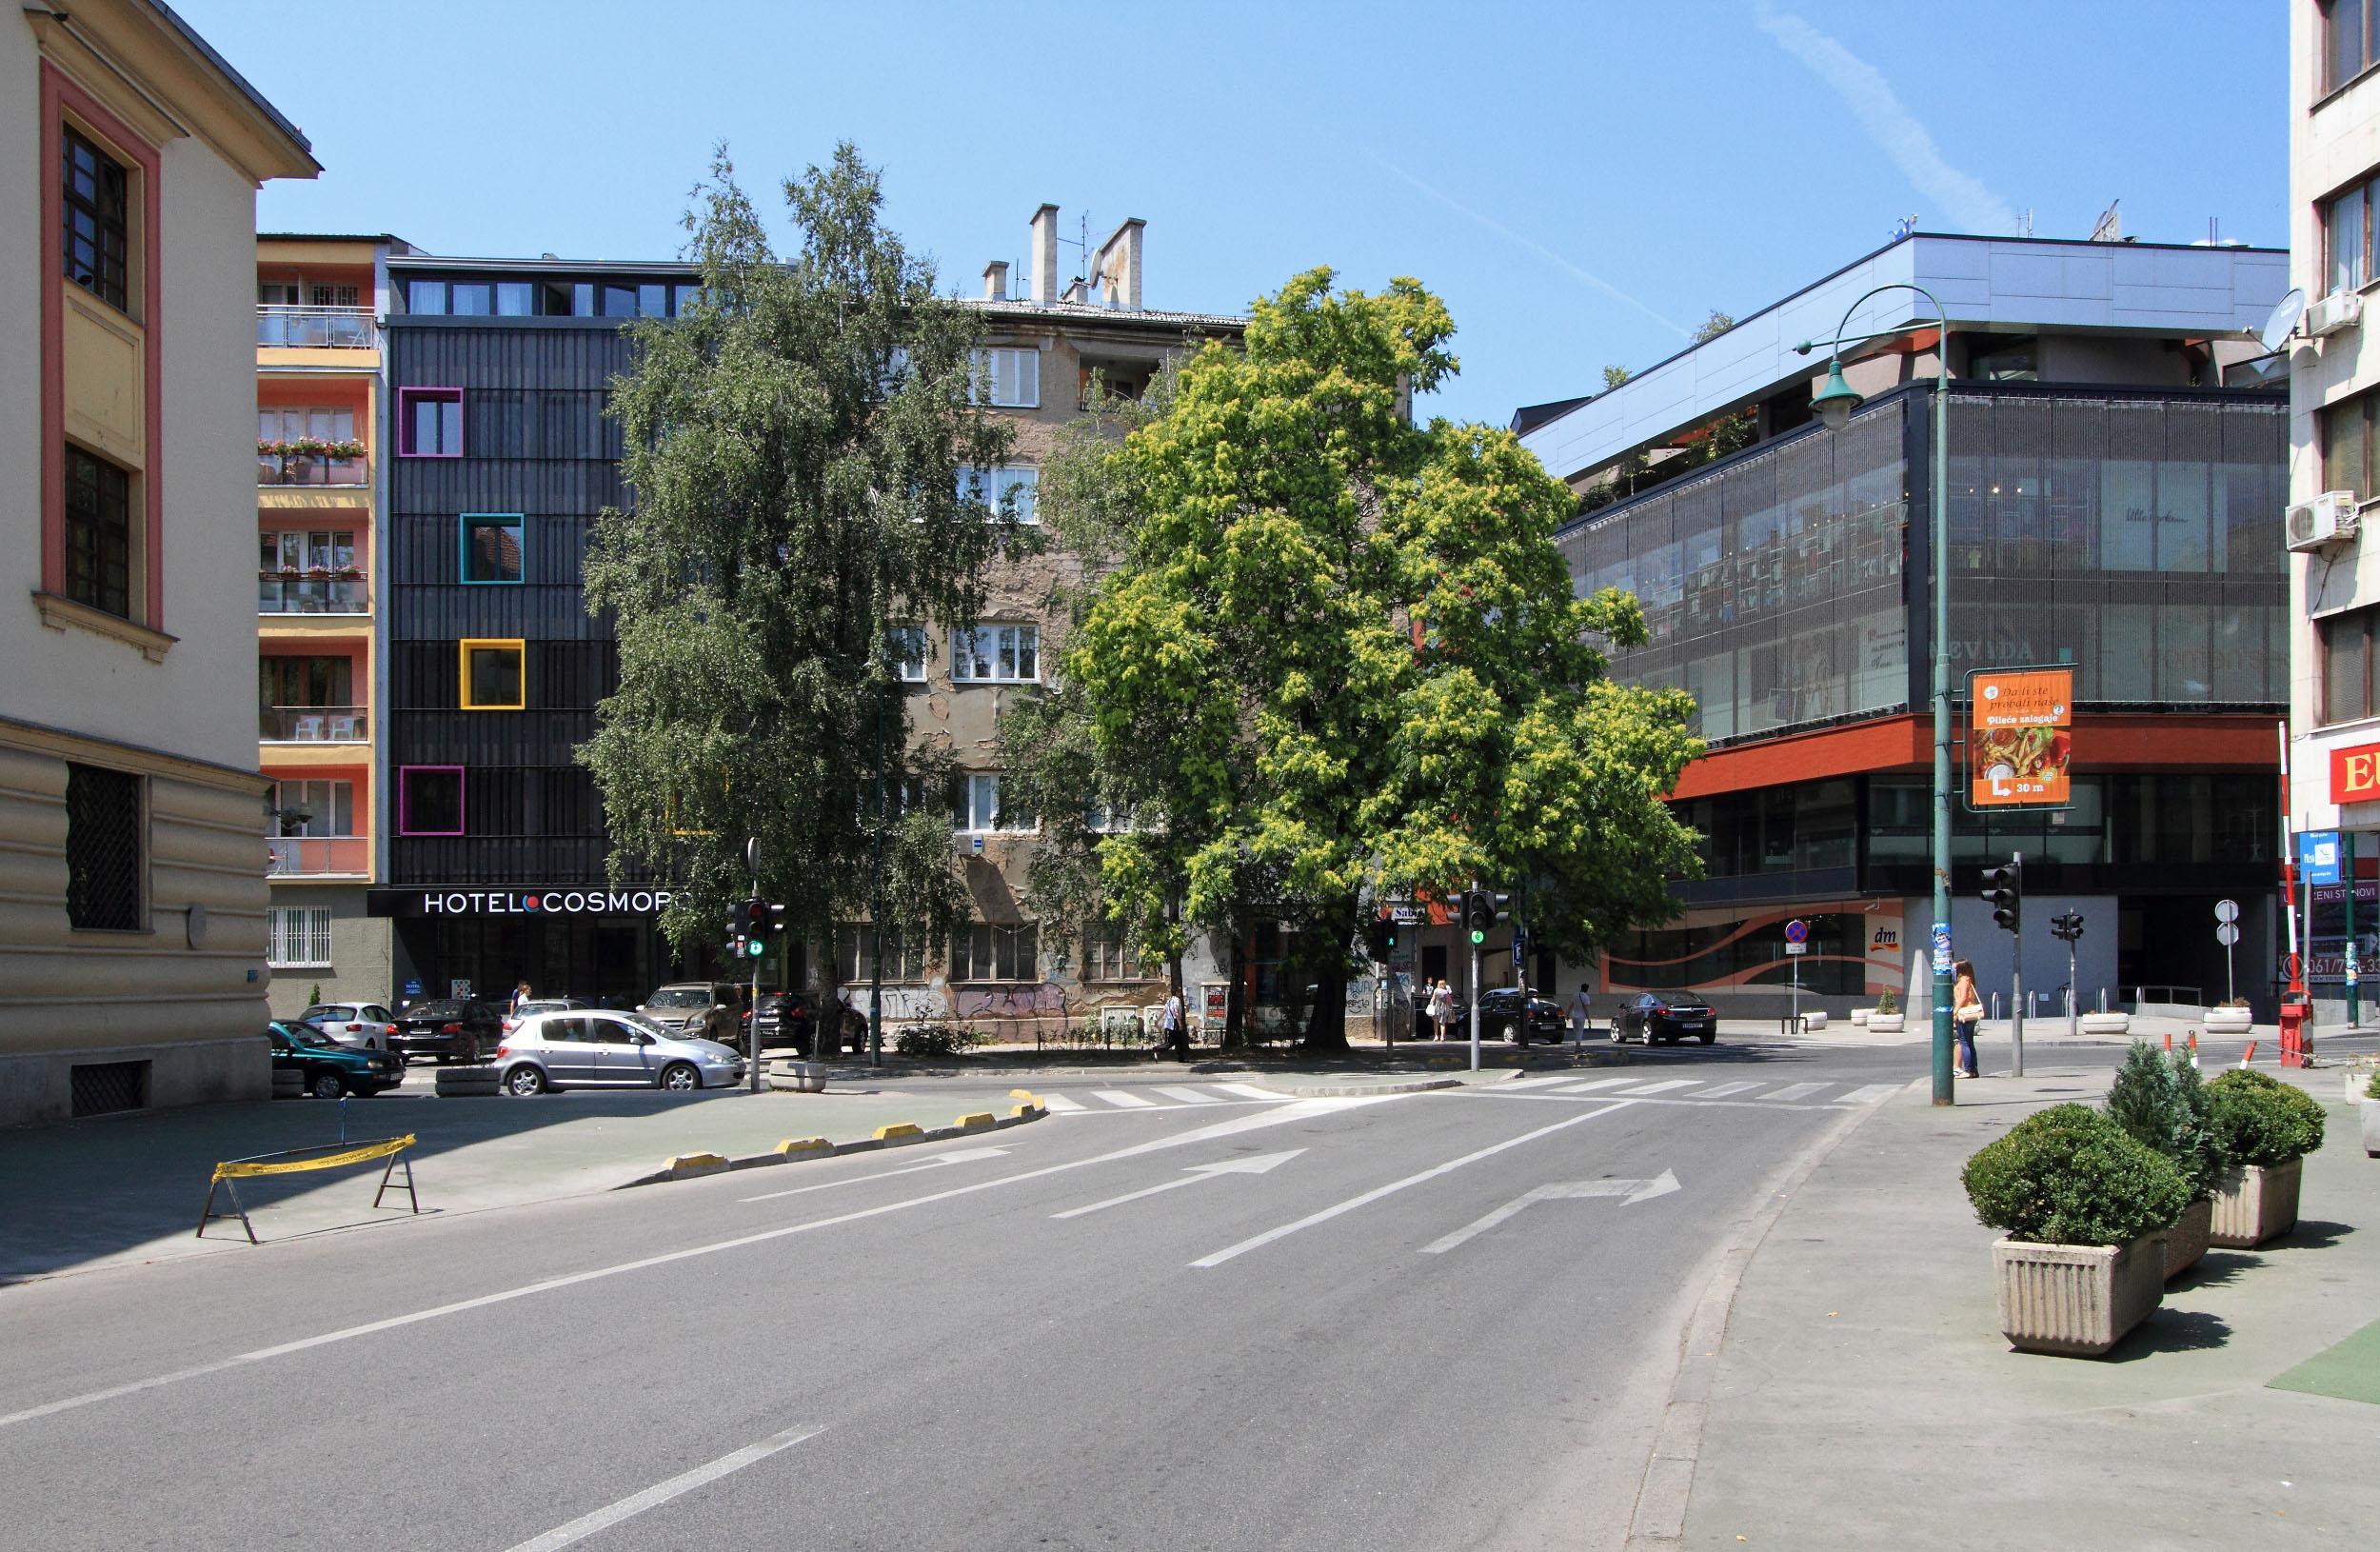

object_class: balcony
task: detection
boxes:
[257,306,377,349]
[258,573,368,614]
[260,706,367,743]
[257,447,367,487]
[267,836,370,877]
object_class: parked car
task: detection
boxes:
[268,1022,404,1099]
[503,996,591,1036]
[1614,991,1719,1045]
[636,983,744,1045]
[390,997,506,1064]
[1446,987,1566,1045]
[751,991,819,1052]
[296,1002,400,1056]
[492,1010,746,1096]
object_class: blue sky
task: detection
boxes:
[190,0,2284,428]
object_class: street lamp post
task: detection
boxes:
[1799,284,1956,1106]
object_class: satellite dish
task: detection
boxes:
[2260,289,2306,354]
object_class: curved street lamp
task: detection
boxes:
[1796,283,1955,1105]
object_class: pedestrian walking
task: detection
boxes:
[1158,987,1189,1061]
[509,980,531,1015]
[1426,978,1455,1041]
[1953,960,1983,1078]
[1569,983,1595,1044]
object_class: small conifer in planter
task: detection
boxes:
[2104,1041,2227,1277]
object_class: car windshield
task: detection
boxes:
[646,989,709,1009]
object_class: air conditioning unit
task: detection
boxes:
[2307,289,2364,338]
[2287,490,2361,551]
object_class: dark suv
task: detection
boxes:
[390,998,506,1064]
[1449,987,1565,1045]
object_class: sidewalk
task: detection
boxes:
[1667,1061,2380,1548]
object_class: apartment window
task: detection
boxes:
[889,624,928,681]
[960,466,1040,525]
[1083,923,1149,982]
[461,513,526,584]
[459,639,526,710]
[2326,175,2375,295]
[953,772,1033,833]
[972,348,1041,408]
[398,388,464,457]
[2322,387,2380,496]
[65,763,143,931]
[63,445,131,619]
[834,925,926,984]
[407,279,447,314]
[61,125,129,311]
[260,654,353,708]
[1085,797,1136,833]
[495,281,534,315]
[2328,0,2380,92]
[270,779,355,837]
[2322,606,2380,724]
[448,282,492,316]
[268,906,333,968]
[309,283,362,308]
[951,623,1039,683]
[258,407,362,484]
[398,766,466,835]
[949,922,1038,981]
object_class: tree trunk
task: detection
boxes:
[1221,930,1247,1050]
[1300,965,1349,1050]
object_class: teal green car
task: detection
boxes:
[268,1022,404,1099]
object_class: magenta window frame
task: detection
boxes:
[396,765,466,836]
[396,387,465,458]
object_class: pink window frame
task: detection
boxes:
[396,765,466,836]
[396,387,465,458]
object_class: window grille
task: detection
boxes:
[69,1060,148,1117]
[65,763,142,930]
[268,906,333,967]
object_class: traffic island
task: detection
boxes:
[620,1101,1048,1189]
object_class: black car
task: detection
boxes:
[390,998,505,1064]
[268,1023,404,1098]
[1445,987,1565,1045]
[751,992,819,1052]
[1615,992,1718,1045]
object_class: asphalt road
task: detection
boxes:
[0,1038,2149,1551]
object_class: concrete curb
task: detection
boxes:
[619,1103,1048,1189]
[1622,1080,1914,1549]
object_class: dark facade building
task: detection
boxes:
[1518,233,2294,1018]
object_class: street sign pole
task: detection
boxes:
[1469,878,1482,1074]
[2348,833,2360,1027]
[2215,899,2241,1009]
[2010,852,2025,1080]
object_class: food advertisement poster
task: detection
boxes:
[1969,667,2073,808]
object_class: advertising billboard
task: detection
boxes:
[1969,667,2073,809]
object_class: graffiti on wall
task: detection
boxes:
[854,986,949,1022]
[953,982,1068,1019]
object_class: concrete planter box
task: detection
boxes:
[1868,1013,1904,1033]
[2204,1005,2252,1035]
[2348,1070,2379,1104]
[2362,1100,2380,1159]
[2079,1012,2132,1036]
[1993,1231,2166,1357]
[1802,1010,1829,1030]
[2162,1197,2211,1281]
[2210,1158,2303,1247]
[767,1061,828,1094]
[1849,1008,1870,1027]
[435,1065,502,1097]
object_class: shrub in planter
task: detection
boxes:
[2364,1072,2380,1160]
[892,1022,989,1060]
[1874,989,1899,1017]
[2204,1068,2326,1247]
[2104,1042,2226,1278]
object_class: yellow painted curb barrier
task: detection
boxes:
[1009,1103,1041,1119]
[954,1112,996,1130]
[664,1152,729,1180]
[775,1137,832,1157]
[1009,1088,1041,1101]
[874,1122,923,1141]
[198,1134,420,1244]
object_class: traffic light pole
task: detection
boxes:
[2009,852,2025,1079]
[1469,879,1482,1074]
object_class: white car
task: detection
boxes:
[297,1002,401,1055]
[492,1009,745,1096]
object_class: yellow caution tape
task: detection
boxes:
[212,1134,414,1182]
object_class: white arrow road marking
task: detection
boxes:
[1051,1149,1305,1220]
[1189,1103,1635,1268]
[499,1423,823,1552]
[1419,1169,1683,1254]
[740,1146,1010,1203]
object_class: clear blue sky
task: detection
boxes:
[188,0,2284,428]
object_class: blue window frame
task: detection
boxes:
[460,512,525,585]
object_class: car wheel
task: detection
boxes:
[505,1065,546,1097]
[309,1071,345,1100]
[659,1062,700,1092]
[1698,1032,1716,1045]
[460,1037,480,1065]
[1501,1019,1521,1045]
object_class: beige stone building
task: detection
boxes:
[1,1,317,1125]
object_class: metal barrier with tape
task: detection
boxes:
[196,1134,420,1244]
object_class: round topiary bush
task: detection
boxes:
[2204,1068,2327,1167]
[1961,1103,2190,1246]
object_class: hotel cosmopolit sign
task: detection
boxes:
[367,888,674,918]
[1969,667,2073,809]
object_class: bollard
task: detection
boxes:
[2239,1039,2258,1069]
[2163,1032,2172,1053]
[2187,1031,2199,1069]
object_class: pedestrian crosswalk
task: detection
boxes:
[1033,1074,1909,1113]
[1040,1083,1299,1113]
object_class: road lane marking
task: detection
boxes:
[1835,1083,1906,1105]
[1760,1083,1830,1102]
[738,1147,1009,1203]
[1051,1150,1304,1219]
[1212,1082,1288,1101]
[1420,1169,1682,1253]
[1499,1074,1590,1090]
[1038,1093,1087,1112]
[1188,1104,1633,1269]
[500,1423,823,1552]
[1614,1079,1699,1095]
[1093,1090,1158,1108]
[0,1095,1391,1432]
[1152,1085,1220,1104]
[1698,1081,1765,1098]
[1550,1077,1639,1093]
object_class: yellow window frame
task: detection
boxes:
[458,637,526,711]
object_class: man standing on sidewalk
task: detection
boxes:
[1569,982,1595,1045]
[1157,987,1189,1061]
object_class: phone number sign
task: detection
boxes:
[1969,667,2073,809]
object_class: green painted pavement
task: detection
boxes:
[2269,1316,2380,1406]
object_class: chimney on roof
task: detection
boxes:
[1029,204,1060,304]
[982,259,1009,302]
[1093,217,1144,310]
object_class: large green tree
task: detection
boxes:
[582,144,1029,980]
[1059,269,1703,1047]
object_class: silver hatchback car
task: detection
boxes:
[493,1009,745,1096]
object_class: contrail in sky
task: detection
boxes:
[1755,4,2019,236]
[1364,149,1693,338]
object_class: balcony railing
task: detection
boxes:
[257,306,377,349]
[257,453,367,487]
[267,836,370,876]
[260,706,367,743]
[258,575,367,614]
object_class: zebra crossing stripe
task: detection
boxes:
[1836,1084,1905,1105]
[1038,1093,1087,1112]
[1697,1081,1765,1098]
[1212,1083,1287,1102]
[1500,1074,1588,1090]
[1092,1090,1158,1109]
[1552,1077,1640,1094]
[1615,1079,1699,1095]
[1760,1083,1830,1103]
[1152,1085,1221,1104]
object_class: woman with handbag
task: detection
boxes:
[1953,959,1983,1078]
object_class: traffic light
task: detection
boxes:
[740,899,780,958]
[1980,857,2022,935]
[1463,890,1512,945]
[2050,911,2084,944]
